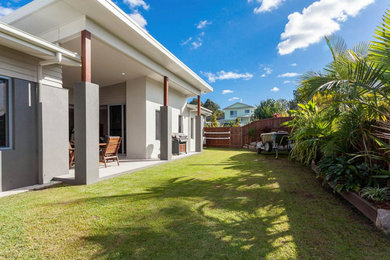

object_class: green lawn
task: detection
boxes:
[1,149,389,259]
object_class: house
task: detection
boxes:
[221,102,255,126]
[0,0,213,192]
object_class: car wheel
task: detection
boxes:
[264,142,272,153]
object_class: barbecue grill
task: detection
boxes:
[172,133,188,155]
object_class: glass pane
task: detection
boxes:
[0,79,8,147]
[109,105,123,153]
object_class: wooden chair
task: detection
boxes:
[69,144,75,169]
[100,136,122,168]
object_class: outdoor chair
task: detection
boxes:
[100,136,122,168]
[69,144,75,169]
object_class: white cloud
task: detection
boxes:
[290,63,297,66]
[229,97,240,102]
[124,0,149,10]
[260,67,273,77]
[191,41,202,49]
[283,80,291,84]
[222,89,234,94]
[278,72,300,78]
[0,6,14,17]
[278,0,374,55]
[270,87,280,92]
[182,33,205,49]
[197,20,211,29]
[203,71,253,83]
[181,37,193,46]
[252,0,286,14]
[129,11,147,28]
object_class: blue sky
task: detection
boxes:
[1,0,388,109]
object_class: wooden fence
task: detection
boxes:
[204,117,293,148]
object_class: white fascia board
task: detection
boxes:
[0,31,54,57]
[38,16,86,44]
[0,0,56,24]
[86,18,201,96]
[95,0,212,94]
[186,104,212,116]
[0,22,80,63]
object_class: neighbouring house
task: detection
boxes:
[0,0,213,192]
[220,102,255,126]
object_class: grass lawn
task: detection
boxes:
[1,149,390,259]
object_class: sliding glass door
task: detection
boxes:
[109,105,126,154]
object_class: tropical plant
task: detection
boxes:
[317,156,385,193]
[370,9,390,81]
[233,117,240,127]
[289,9,390,191]
[210,114,219,128]
[284,101,333,165]
[361,187,390,202]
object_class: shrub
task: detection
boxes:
[210,114,219,128]
[317,156,387,193]
[284,101,333,165]
[361,187,390,202]
[248,127,256,142]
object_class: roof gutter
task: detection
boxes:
[0,22,81,66]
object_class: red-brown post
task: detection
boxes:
[197,95,201,116]
[164,76,169,106]
[81,30,92,82]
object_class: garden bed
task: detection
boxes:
[311,161,390,235]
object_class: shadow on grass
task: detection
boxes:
[50,150,390,259]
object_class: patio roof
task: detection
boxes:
[186,104,213,116]
[1,0,213,95]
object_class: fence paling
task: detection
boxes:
[204,117,293,148]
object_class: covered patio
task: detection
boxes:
[59,29,205,185]
[54,152,199,184]
[1,0,211,188]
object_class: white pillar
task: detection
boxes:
[195,115,203,152]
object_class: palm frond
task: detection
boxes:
[370,9,390,78]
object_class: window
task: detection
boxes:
[230,110,237,117]
[178,115,183,133]
[156,110,161,140]
[245,109,250,114]
[0,77,10,148]
[191,118,194,139]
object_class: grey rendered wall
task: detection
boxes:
[126,78,147,159]
[1,79,38,191]
[38,85,69,184]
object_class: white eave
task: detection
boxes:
[0,21,81,67]
[1,0,212,93]
[186,104,213,116]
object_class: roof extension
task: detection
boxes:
[223,102,255,110]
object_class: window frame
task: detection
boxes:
[178,115,183,133]
[245,109,250,114]
[230,110,237,117]
[0,76,12,150]
[190,117,194,139]
[155,110,161,141]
